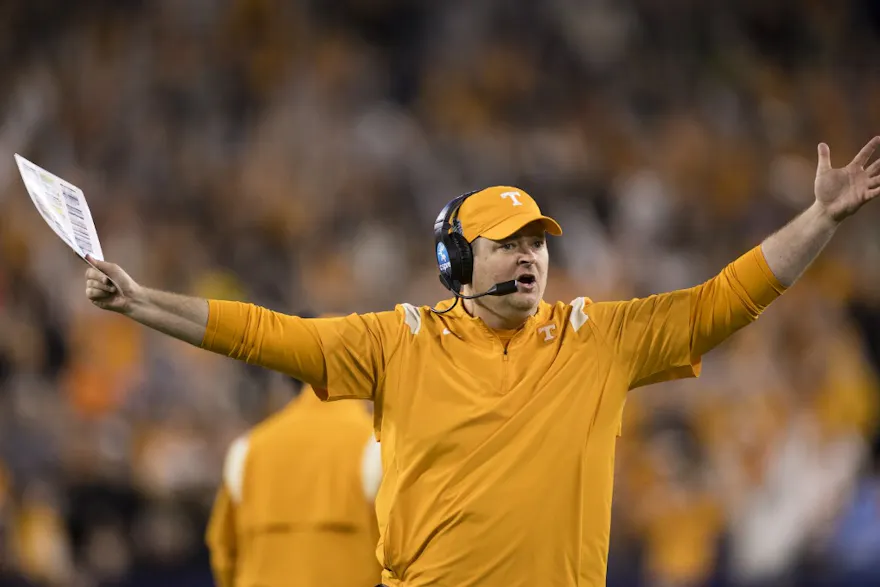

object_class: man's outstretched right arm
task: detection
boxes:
[85,255,209,346]
[129,288,210,346]
[84,255,400,400]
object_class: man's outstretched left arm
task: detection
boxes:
[586,136,880,390]
[762,137,880,287]
[690,136,880,359]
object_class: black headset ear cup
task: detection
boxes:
[448,232,473,285]
[433,189,479,294]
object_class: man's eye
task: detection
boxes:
[501,243,516,251]
[533,240,545,249]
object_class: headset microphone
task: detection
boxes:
[467,280,518,298]
[430,278,518,314]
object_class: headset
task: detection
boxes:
[431,190,518,315]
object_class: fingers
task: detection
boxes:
[868,158,880,176]
[817,143,832,173]
[85,267,105,281]
[85,254,105,268]
[86,285,114,300]
[851,136,880,168]
[84,267,115,287]
[85,254,118,277]
[869,186,880,198]
[85,263,118,307]
[86,278,116,294]
[84,255,127,293]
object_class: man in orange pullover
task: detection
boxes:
[85,138,880,586]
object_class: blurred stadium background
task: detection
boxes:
[2,0,880,586]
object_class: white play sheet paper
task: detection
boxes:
[14,153,105,262]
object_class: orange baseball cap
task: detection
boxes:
[456,186,563,243]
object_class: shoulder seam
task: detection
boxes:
[401,303,422,335]
[569,297,590,332]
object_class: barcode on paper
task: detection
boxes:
[61,184,94,255]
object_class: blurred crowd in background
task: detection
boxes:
[3,0,880,586]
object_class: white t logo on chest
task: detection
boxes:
[500,191,524,206]
[538,324,557,341]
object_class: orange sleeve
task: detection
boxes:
[587,246,786,390]
[200,303,404,401]
[205,485,237,587]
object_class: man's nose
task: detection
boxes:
[517,251,536,265]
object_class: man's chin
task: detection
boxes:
[507,291,541,312]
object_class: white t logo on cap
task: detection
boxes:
[500,191,523,206]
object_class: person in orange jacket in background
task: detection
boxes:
[205,373,382,587]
